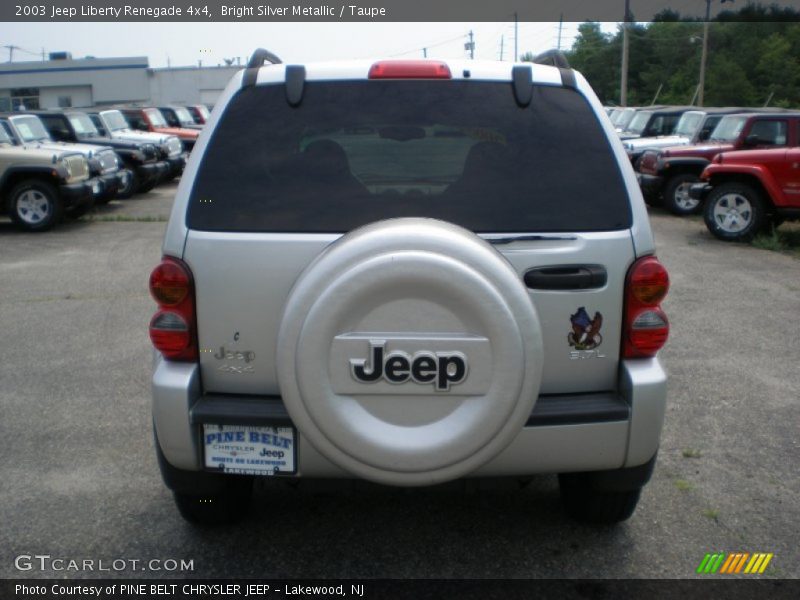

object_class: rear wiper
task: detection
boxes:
[485,234,578,245]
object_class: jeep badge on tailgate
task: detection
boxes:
[350,341,468,391]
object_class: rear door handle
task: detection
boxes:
[524,265,607,290]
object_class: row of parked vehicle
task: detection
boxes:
[606,105,800,241]
[0,104,210,232]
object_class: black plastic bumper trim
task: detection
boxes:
[525,393,629,426]
[191,394,292,426]
[190,392,629,428]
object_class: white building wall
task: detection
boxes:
[149,66,240,107]
[38,85,93,108]
[0,56,240,109]
[0,57,150,106]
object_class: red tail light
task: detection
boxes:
[368,60,452,80]
[623,256,670,359]
[149,256,197,361]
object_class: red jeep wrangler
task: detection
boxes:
[690,147,800,241]
[119,107,199,153]
[637,111,798,215]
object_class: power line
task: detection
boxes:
[385,33,468,58]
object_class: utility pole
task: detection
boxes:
[500,36,504,61]
[698,0,711,107]
[4,45,19,62]
[514,12,518,62]
[621,0,631,106]
[698,1,734,106]
[466,30,475,60]
[557,14,563,51]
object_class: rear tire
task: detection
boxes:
[664,173,701,216]
[8,180,63,232]
[703,182,767,242]
[559,473,642,524]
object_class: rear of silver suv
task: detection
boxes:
[150,51,670,526]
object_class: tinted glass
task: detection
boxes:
[188,81,631,233]
[39,115,71,140]
[161,109,180,127]
[123,111,147,130]
[749,120,787,145]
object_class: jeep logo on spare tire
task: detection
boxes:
[350,341,468,391]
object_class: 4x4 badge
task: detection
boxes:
[568,307,603,350]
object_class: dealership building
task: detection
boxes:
[0,54,241,111]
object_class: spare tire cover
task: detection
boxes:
[277,218,543,486]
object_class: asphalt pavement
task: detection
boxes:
[0,186,798,579]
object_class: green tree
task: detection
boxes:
[523,5,800,108]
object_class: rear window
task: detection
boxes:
[188,81,631,233]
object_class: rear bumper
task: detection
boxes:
[152,358,667,479]
[637,173,664,199]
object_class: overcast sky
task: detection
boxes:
[4,21,616,68]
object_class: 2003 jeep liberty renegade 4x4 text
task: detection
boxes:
[149,50,671,526]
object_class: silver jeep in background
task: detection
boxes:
[149,50,670,526]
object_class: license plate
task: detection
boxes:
[203,424,296,475]
[92,182,101,194]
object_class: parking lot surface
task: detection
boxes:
[1,186,798,579]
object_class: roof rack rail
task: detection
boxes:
[531,49,570,69]
[247,48,283,68]
[243,48,283,87]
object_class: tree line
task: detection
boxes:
[535,4,800,108]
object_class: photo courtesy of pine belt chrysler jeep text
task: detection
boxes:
[149,49,671,526]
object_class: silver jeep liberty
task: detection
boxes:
[149,50,670,525]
